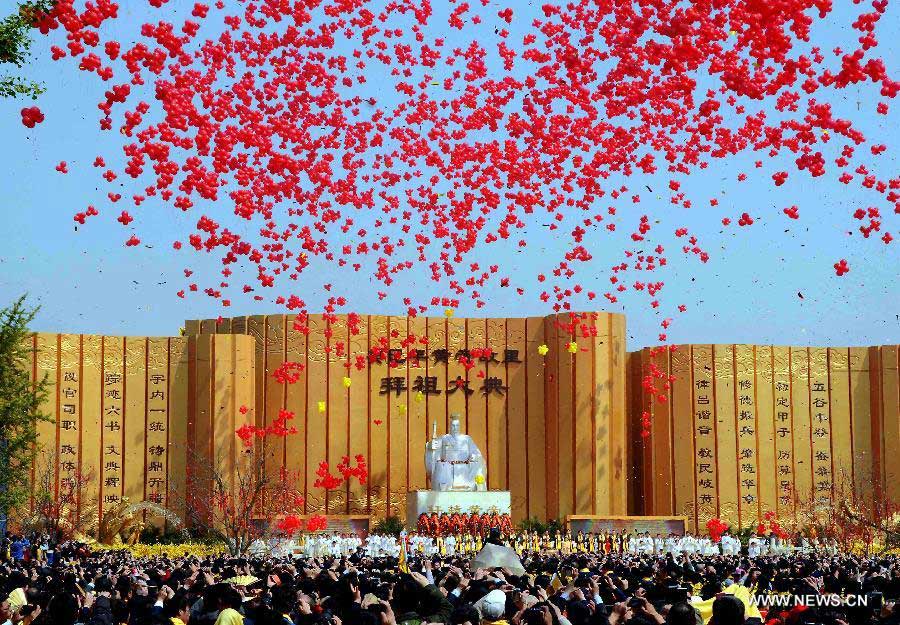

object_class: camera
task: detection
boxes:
[665,585,691,603]
[523,604,551,625]
[366,602,388,616]
[371,583,391,601]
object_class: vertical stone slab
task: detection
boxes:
[505,318,527,520]
[543,317,560,521]
[734,344,759,528]
[880,347,899,502]
[829,348,853,494]
[465,319,488,486]
[284,315,308,512]
[609,314,628,515]
[849,347,873,501]
[790,347,813,523]
[713,345,738,526]
[572,315,594,514]
[368,315,389,518]
[771,346,795,522]
[57,335,82,506]
[526,318,547,520]
[387,316,409,517]
[554,316,575,520]
[671,346,696,527]
[167,337,190,522]
[692,345,717,528]
[327,315,349,514]
[408,316,429,494]
[651,347,674,516]
[264,316,286,509]
[124,338,147,505]
[347,317,369,513]
[755,346,777,521]
[80,335,103,523]
[808,347,832,521]
[485,318,508,492]
[34,334,58,502]
[145,337,171,523]
[101,336,126,517]
[304,315,328,514]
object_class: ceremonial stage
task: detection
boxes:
[20,312,900,533]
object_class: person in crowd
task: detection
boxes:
[0,530,897,625]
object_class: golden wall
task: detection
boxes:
[633,344,900,533]
[24,318,898,531]
[186,313,629,521]
[25,333,254,526]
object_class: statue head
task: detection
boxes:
[449,415,461,435]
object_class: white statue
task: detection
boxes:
[425,414,486,491]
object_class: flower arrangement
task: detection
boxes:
[706,517,730,543]
[756,511,791,540]
[276,514,328,535]
[92,542,227,558]
[416,511,512,536]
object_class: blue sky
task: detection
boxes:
[0,1,897,350]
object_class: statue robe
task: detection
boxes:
[425,433,486,491]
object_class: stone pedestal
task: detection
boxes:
[406,490,511,526]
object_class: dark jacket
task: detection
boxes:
[89,595,114,625]
[396,584,453,625]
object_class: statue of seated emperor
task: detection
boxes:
[424,414,487,491]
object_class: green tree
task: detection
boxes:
[0,1,56,99]
[373,515,405,536]
[0,296,51,519]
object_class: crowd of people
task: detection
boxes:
[0,529,899,625]
[278,531,835,561]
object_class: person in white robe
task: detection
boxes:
[747,534,762,558]
[653,534,665,555]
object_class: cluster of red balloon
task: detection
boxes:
[17,0,898,439]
